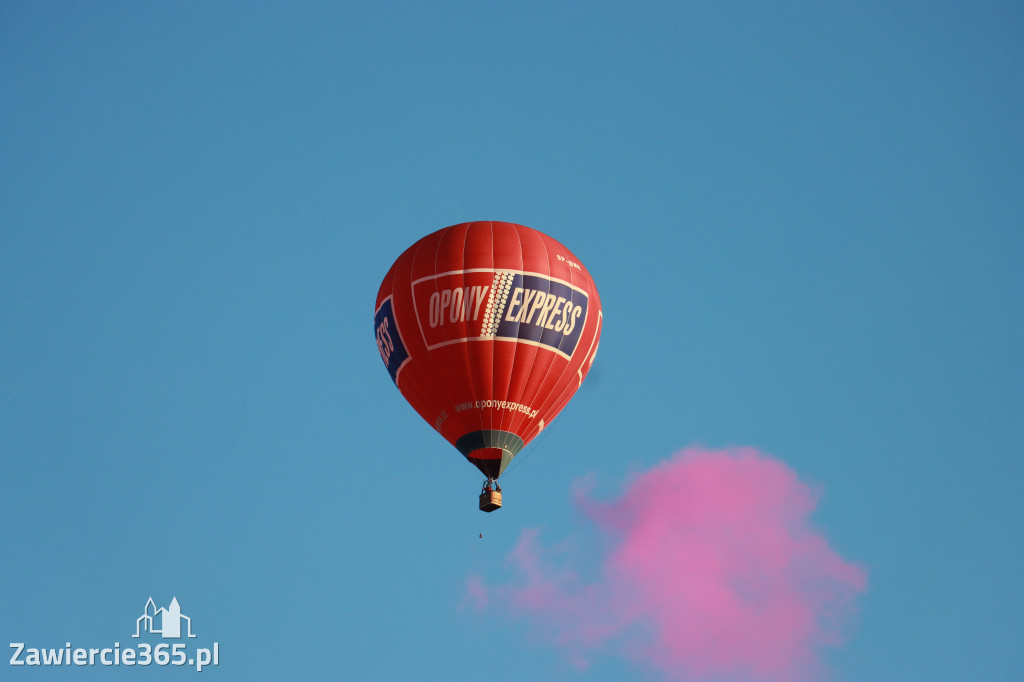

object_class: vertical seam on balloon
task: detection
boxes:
[397,234,449,444]
[522,236,599,450]
[503,225,537,454]
[485,230,516,460]
[507,226,554,447]
[534,231,556,439]
[485,221,496,460]
[455,222,481,474]
[495,223,525,451]
[527,235,580,439]
[433,227,465,444]
[419,226,461,447]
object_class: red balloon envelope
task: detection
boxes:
[374,221,602,480]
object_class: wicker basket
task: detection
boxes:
[479,490,502,512]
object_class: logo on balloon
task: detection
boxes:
[374,297,410,384]
[411,270,589,359]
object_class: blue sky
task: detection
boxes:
[1,1,1021,679]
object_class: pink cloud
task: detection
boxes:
[470,447,867,681]
[463,573,489,611]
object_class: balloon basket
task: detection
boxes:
[479,490,502,512]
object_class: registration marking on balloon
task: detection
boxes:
[411,269,589,360]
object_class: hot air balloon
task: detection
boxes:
[374,221,602,511]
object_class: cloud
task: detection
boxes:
[470,447,867,681]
